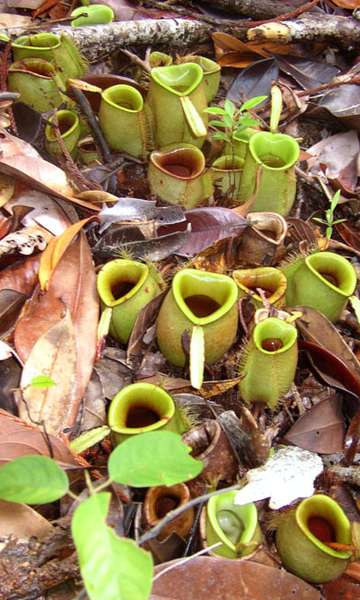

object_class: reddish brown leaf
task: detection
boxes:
[15,233,99,422]
[0,290,26,338]
[323,575,360,600]
[0,409,79,467]
[0,254,40,296]
[284,396,345,454]
[344,407,360,465]
[296,307,360,398]
[336,222,360,253]
[331,0,360,7]
[212,32,299,68]
[152,557,321,600]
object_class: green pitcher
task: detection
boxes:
[8,59,67,113]
[148,144,213,208]
[45,109,81,158]
[12,32,87,82]
[108,382,182,445]
[179,55,221,103]
[156,268,238,367]
[147,63,208,148]
[238,131,300,215]
[97,259,163,344]
[233,267,287,308]
[201,490,261,559]
[283,251,357,322]
[210,155,244,204]
[225,127,259,161]
[276,494,352,583]
[99,84,150,158]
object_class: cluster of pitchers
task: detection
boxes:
[8,32,300,213]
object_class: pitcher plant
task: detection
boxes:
[45,109,81,158]
[238,131,300,215]
[210,154,244,204]
[147,63,208,148]
[236,212,287,267]
[12,32,87,82]
[156,268,238,367]
[142,483,194,540]
[178,55,221,102]
[233,267,287,308]
[99,84,150,158]
[282,251,357,322]
[201,490,261,559]
[8,59,67,113]
[276,494,352,583]
[239,317,298,409]
[108,382,184,445]
[148,144,213,208]
[97,259,163,344]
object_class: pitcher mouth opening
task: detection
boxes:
[14,33,61,51]
[102,84,144,113]
[97,260,149,307]
[306,253,357,297]
[250,132,300,171]
[212,155,244,172]
[151,63,203,96]
[151,147,204,180]
[46,110,79,141]
[254,318,297,355]
[173,269,238,326]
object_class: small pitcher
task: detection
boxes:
[148,144,213,208]
[99,84,151,158]
[45,109,81,158]
[156,268,238,367]
[97,259,163,344]
[238,131,300,215]
[12,32,87,82]
[8,59,67,113]
[210,154,244,204]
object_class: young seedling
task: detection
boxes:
[313,190,347,240]
[204,96,267,145]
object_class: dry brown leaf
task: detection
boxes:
[15,233,99,419]
[284,395,345,454]
[19,311,78,435]
[331,0,360,8]
[152,557,321,600]
[0,409,79,466]
[212,32,298,68]
[0,500,53,543]
[0,254,40,296]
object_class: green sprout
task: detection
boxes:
[204,96,267,145]
[313,190,347,240]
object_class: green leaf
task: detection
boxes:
[240,95,267,111]
[204,106,226,115]
[108,431,203,487]
[209,119,226,129]
[72,493,153,600]
[212,132,230,142]
[238,116,259,128]
[70,426,111,454]
[313,217,327,225]
[332,218,347,225]
[330,189,341,212]
[223,114,233,129]
[0,455,69,504]
[224,99,235,118]
[30,375,56,389]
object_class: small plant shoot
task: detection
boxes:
[313,190,346,239]
[204,96,267,144]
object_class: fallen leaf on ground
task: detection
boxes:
[284,395,345,453]
[152,556,321,600]
[306,130,360,191]
[0,499,53,544]
[19,311,78,435]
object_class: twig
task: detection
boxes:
[138,483,241,544]
[245,0,321,27]
[297,74,360,98]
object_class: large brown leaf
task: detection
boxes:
[0,409,79,467]
[284,395,345,454]
[152,557,320,600]
[0,290,26,338]
[19,311,78,435]
[15,233,99,419]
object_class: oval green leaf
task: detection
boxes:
[108,431,203,487]
[72,493,153,600]
[0,455,69,504]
